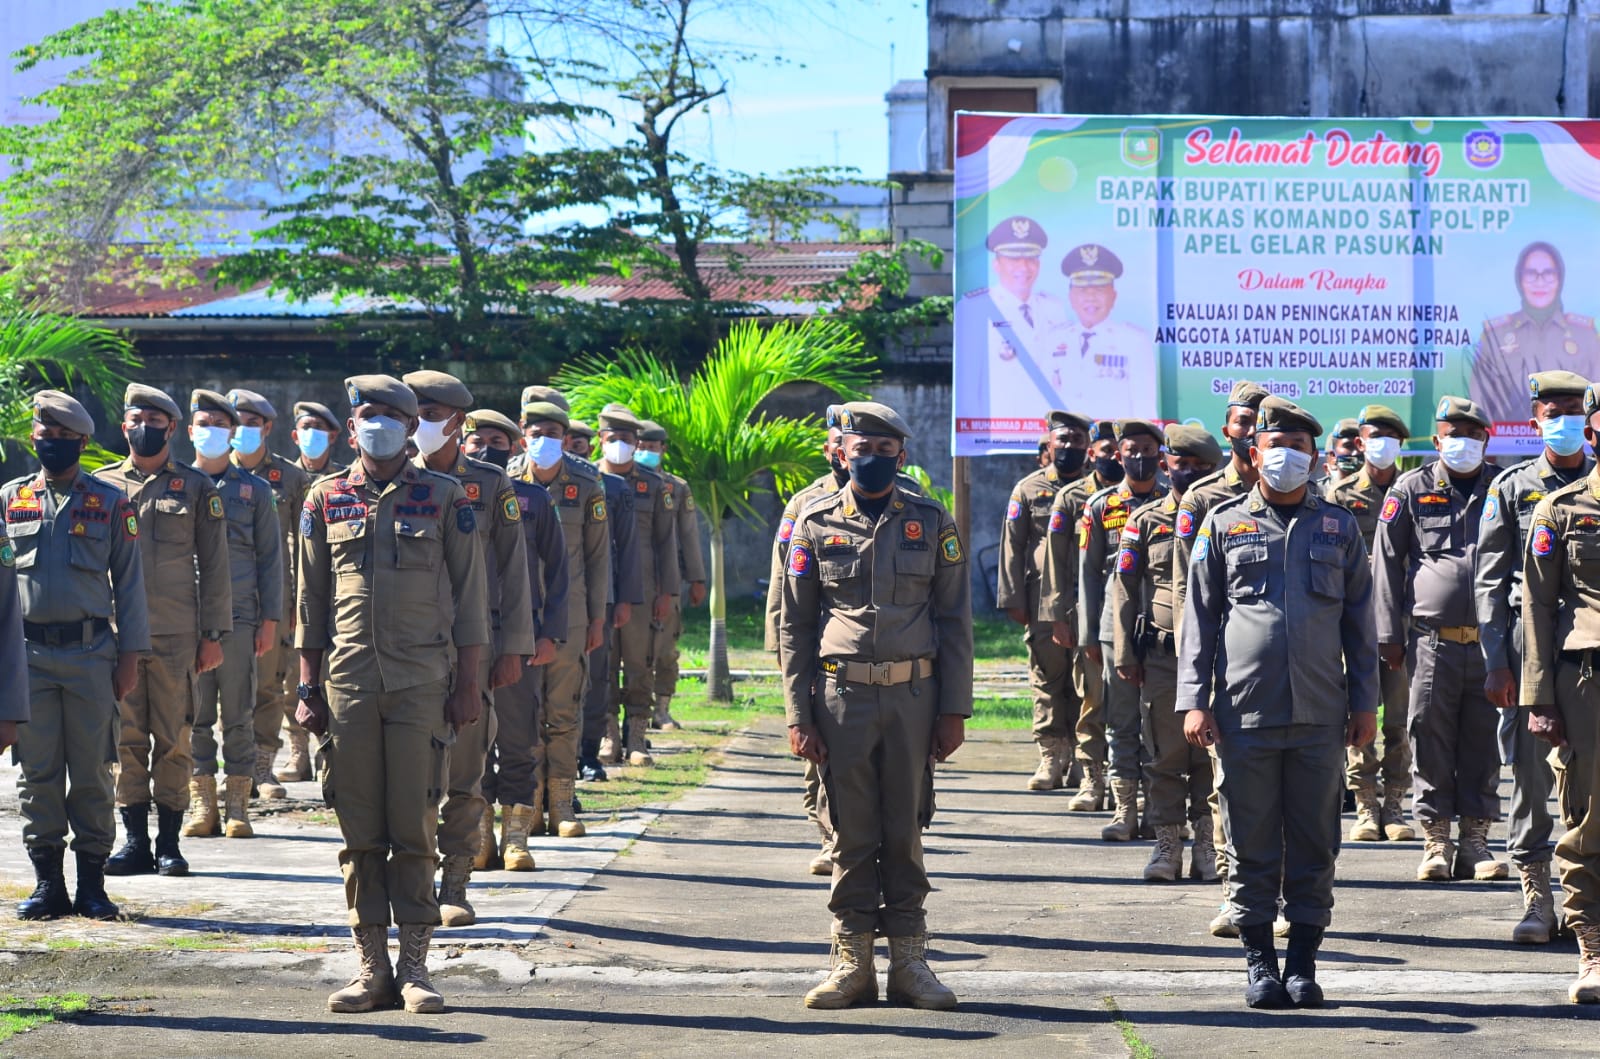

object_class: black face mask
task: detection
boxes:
[127,423,168,458]
[1123,454,1159,482]
[1168,467,1205,493]
[1229,434,1254,462]
[830,454,850,486]
[476,447,511,470]
[848,453,899,494]
[1094,456,1125,484]
[1052,447,1087,476]
[36,437,82,475]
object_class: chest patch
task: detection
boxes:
[904,520,923,542]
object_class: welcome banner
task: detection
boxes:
[951,114,1600,457]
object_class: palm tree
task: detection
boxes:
[554,318,874,702]
[0,285,141,468]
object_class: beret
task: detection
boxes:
[31,390,94,436]
[463,409,521,442]
[567,419,596,439]
[1434,395,1491,428]
[190,389,238,425]
[1356,403,1410,438]
[825,404,844,430]
[838,401,912,440]
[520,401,570,428]
[1114,418,1164,444]
[1089,420,1117,443]
[520,385,570,413]
[226,387,276,420]
[345,374,418,418]
[638,420,669,443]
[1529,370,1590,400]
[403,369,474,410]
[1164,423,1223,464]
[1227,380,1271,409]
[292,401,342,432]
[124,383,182,421]
[597,403,641,432]
[1330,417,1361,440]
[1256,395,1323,437]
[1047,409,1094,433]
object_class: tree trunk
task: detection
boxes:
[707,518,733,703]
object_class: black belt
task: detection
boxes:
[24,618,110,646]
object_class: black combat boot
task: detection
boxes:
[1283,923,1326,1007]
[72,851,120,920]
[1240,922,1291,1009]
[578,739,607,782]
[154,806,190,877]
[17,846,72,921]
[105,803,156,876]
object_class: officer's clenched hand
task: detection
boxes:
[1484,667,1517,709]
[0,720,16,754]
[613,602,632,629]
[1084,643,1103,666]
[1050,620,1077,650]
[113,653,139,701]
[296,691,329,737]
[445,681,482,733]
[789,723,828,764]
[195,638,223,674]
[490,653,522,690]
[1529,705,1567,747]
[1117,664,1143,688]
[1184,709,1218,748]
[1346,711,1378,748]
[585,618,605,654]
[689,581,707,608]
[1006,607,1029,626]
[254,619,277,659]
[931,714,965,763]
[529,638,558,667]
[1379,644,1405,671]
[652,593,671,622]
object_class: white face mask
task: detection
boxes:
[191,425,233,460]
[528,435,565,470]
[1438,435,1486,474]
[1257,445,1314,492]
[413,416,455,457]
[602,439,636,465]
[230,424,264,455]
[1363,436,1402,470]
[355,416,408,460]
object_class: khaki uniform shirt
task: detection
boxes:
[997,464,1079,619]
[210,463,284,626]
[415,452,536,656]
[296,461,489,692]
[1110,493,1181,668]
[516,456,609,634]
[1323,467,1396,554]
[1080,481,1169,646]
[1176,488,1377,729]
[1038,470,1119,627]
[1475,454,1591,673]
[613,464,680,599]
[237,452,310,632]
[2,471,150,655]
[1173,461,1253,639]
[664,471,707,587]
[97,458,231,639]
[1522,470,1600,704]
[767,473,846,652]
[779,486,973,725]
[512,479,569,642]
[1372,461,1490,642]
[0,545,24,721]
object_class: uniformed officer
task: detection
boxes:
[292,400,347,480]
[297,373,489,1014]
[462,409,568,872]
[595,403,679,768]
[1000,409,1092,793]
[1373,395,1504,883]
[10,391,148,922]
[222,388,311,803]
[782,401,972,1011]
[564,419,595,458]
[513,394,613,829]
[1475,370,1592,943]
[636,420,707,731]
[184,390,282,841]
[1057,244,1158,418]
[97,383,232,879]
[1043,418,1125,811]
[402,370,537,924]
[1325,404,1415,844]
[1324,418,1363,482]
[1112,423,1221,882]
[1075,419,1168,841]
[584,435,643,770]
[1178,396,1378,1009]
[1521,382,1600,1002]
[1471,241,1600,428]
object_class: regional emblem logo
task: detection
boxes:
[1463,130,1502,171]
[1121,127,1160,169]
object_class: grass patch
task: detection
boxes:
[575,728,728,817]
[1102,996,1158,1059]
[0,882,33,902]
[663,675,1034,733]
[0,993,91,1043]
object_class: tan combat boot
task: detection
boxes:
[1417,817,1454,881]
[396,924,445,1013]
[1512,861,1556,945]
[223,775,254,838]
[1143,824,1183,882]
[277,726,312,782]
[437,855,476,928]
[1348,789,1381,842]
[598,715,621,764]
[1381,788,1416,841]
[500,804,537,872]
[472,807,496,871]
[886,933,957,1010]
[1189,815,1220,882]
[625,714,654,767]
[1066,762,1105,812]
[548,778,587,838]
[1065,757,1083,790]
[1101,779,1139,841]
[327,925,396,1013]
[1571,925,1600,1004]
[181,776,220,837]
[1456,817,1508,880]
[804,931,877,1009]
[529,782,545,838]
[1026,738,1066,791]
[808,821,833,876]
[255,745,287,801]
[652,695,681,731]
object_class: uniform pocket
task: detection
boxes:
[428,725,456,802]
[893,547,935,605]
[1416,514,1455,554]
[326,521,367,573]
[1308,544,1344,599]
[7,518,40,568]
[317,733,336,807]
[394,521,442,570]
[819,556,866,607]
[1567,536,1600,574]
[1225,543,1268,599]
[153,497,191,543]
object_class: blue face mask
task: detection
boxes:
[230,425,264,455]
[191,425,233,460]
[527,435,565,470]
[635,449,663,469]
[1542,414,1588,457]
[296,427,331,460]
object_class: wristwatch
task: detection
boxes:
[297,682,324,701]
[201,630,225,642]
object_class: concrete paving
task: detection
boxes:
[2,719,1598,1057]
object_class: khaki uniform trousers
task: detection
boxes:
[1408,631,1499,823]
[327,677,451,927]
[117,633,198,812]
[252,633,301,755]
[1026,622,1077,741]
[815,673,937,938]
[1073,646,1107,770]
[488,657,544,807]
[1346,659,1412,796]
[1141,649,1213,827]
[611,607,661,731]
[438,654,495,859]
[194,623,257,778]
[1553,658,1600,930]
[19,632,120,856]
[652,597,683,697]
[541,625,587,786]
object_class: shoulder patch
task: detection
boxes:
[1049,509,1067,534]
[0,540,12,567]
[1482,494,1498,523]
[208,494,224,520]
[663,489,675,511]
[591,496,607,523]
[1531,521,1557,557]
[1116,547,1138,574]
[1380,494,1402,523]
[777,516,795,542]
[455,496,476,534]
[1176,508,1196,539]
[1007,497,1022,521]
[122,502,139,540]
[300,502,316,537]
[940,525,964,563]
[1192,528,1211,562]
[501,489,520,523]
[789,537,813,576]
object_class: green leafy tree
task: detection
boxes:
[554,318,874,701]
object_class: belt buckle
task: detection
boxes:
[868,661,893,686]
